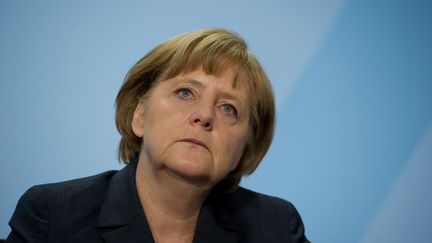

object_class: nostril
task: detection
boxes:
[191,114,211,129]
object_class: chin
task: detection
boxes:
[166,158,214,185]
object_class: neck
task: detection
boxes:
[135,154,212,242]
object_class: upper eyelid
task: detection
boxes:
[219,100,238,110]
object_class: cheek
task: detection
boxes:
[146,99,187,125]
[143,102,190,145]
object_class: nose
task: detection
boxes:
[190,104,214,131]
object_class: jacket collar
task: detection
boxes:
[97,158,238,243]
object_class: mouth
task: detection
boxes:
[179,138,209,150]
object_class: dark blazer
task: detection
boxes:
[6,159,309,243]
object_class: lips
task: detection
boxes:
[179,138,209,150]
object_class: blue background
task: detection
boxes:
[1,0,431,242]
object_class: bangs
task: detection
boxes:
[159,30,252,89]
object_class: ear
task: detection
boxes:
[131,102,145,138]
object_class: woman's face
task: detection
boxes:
[132,68,250,186]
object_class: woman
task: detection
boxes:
[7,28,309,243]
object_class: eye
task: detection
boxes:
[221,104,237,116]
[175,88,193,99]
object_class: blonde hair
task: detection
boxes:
[115,28,275,192]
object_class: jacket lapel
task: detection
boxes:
[96,159,155,243]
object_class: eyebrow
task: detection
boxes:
[180,78,203,88]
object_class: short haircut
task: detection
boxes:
[115,28,275,192]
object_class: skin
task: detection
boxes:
[132,68,250,243]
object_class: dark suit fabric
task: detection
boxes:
[6,159,310,243]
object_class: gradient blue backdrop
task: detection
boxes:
[1,1,431,242]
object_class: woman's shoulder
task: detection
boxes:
[20,170,118,206]
[26,169,118,212]
[29,170,118,195]
[211,187,309,242]
[7,170,119,242]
